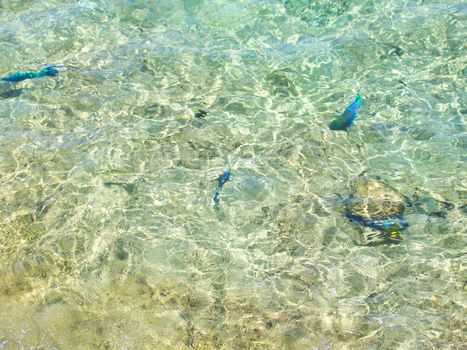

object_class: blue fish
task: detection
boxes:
[346,213,408,231]
[329,93,362,131]
[367,217,408,231]
[213,168,232,208]
[1,66,60,84]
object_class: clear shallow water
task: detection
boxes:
[0,0,465,348]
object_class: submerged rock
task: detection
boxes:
[194,109,207,119]
[346,174,405,220]
[344,173,408,245]
[342,174,456,245]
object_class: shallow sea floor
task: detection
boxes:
[0,0,465,349]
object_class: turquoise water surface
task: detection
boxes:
[0,0,465,349]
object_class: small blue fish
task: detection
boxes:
[1,66,60,84]
[213,168,232,208]
[329,93,362,131]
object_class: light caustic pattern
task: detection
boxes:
[0,0,465,349]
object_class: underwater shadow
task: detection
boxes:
[0,88,23,99]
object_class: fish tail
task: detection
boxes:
[213,188,221,207]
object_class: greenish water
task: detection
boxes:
[0,0,465,349]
